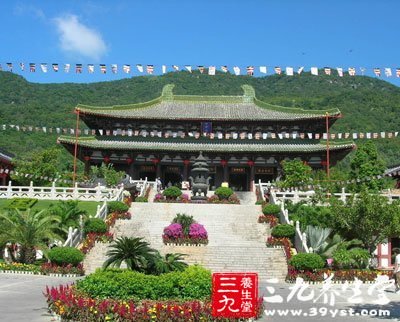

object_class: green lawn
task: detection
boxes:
[0,199,100,216]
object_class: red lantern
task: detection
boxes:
[247,160,255,167]
[152,158,160,164]
[220,160,227,167]
[103,156,111,163]
[320,161,328,166]
[126,157,134,165]
[183,159,190,166]
[83,156,91,161]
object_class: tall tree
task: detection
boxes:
[329,191,400,254]
[350,141,387,192]
[280,159,312,189]
[10,147,75,186]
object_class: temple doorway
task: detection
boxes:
[163,166,182,188]
[138,165,156,181]
[229,167,248,191]
[255,167,275,183]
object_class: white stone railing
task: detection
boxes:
[271,187,400,204]
[0,181,124,202]
[63,201,109,247]
[269,190,310,253]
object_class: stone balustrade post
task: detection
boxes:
[51,181,56,199]
[28,181,34,198]
[72,182,79,200]
[68,227,73,247]
[95,183,102,201]
[6,181,12,198]
[340,187,346,203]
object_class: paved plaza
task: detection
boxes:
[1,273,399,321]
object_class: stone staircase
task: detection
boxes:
[83,192,288,281]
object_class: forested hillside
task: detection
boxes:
[1,71,399,167]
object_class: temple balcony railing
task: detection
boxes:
[0,181,125,202]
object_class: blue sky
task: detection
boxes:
[1,0,400,85]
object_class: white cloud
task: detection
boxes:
[14,4,46,20]
[53,14,107,61]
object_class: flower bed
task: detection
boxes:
[163,222,208,245]
[207,194,240,204]
[153,193,191,203]
[266,237,292,260]
[105,211,132,228]
[0,262,84,276]
[45,284,264,321]
[40,263,84,276]
[0,262,41,274]
[80,232,114,254]
[258,215,278,227]
[286,267,394,283]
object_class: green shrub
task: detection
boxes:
[76,265,211,300]
[84,218,107,235]
[108,201,129,213]
[7,198,38,211]
[288,205,333,231]
[214,187,233,200]
[289,253,325,271]
[172,213,195,235]
[163,186,182,199]
[332,249,353,269]
[134,196,148,203]
[47,247,84,266]
[349,248,370,269]
[262,204,281,216]
[333,248,370,269]
[271,224,295,238]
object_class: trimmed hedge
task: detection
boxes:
[289,253,325,271]
[107,201,129,214]
[214,187,233,200]
[84,218,107,235]
[262,204,281,216]
[134,196,148,202]
[47,247,84,266]
[163,186,182,199]
[7,198,38,211]
[76,265,211,300]
[271,224,295,238]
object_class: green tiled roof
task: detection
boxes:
[58,136,355,153]
[76,84,341,121]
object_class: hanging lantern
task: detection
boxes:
[220,160,227,167]
[103,156,111,163]
[152,158,160,164]
[83,155,91,161]
[183,159,190,166]
[247,160,255,167]
[126,157,134,165]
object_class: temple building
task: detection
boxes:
[59,84,355,191]
[0,148,14,186]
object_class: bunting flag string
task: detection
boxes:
[0,123,399,141]
[2,62,400,79]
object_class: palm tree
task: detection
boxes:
[149,251,188,275]
[48,200,87,239]
[103,237,157,272]
[0,209,62,264]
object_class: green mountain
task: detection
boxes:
[1,71,399,167]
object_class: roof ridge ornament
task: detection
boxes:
[162,84,175,101]
[241,85,255,103]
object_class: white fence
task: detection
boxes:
[271,188,400,204]
[0,181,125,202]
[63,201,110,247]
[268,189,310,253]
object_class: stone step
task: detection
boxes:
[83,202,287,280]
